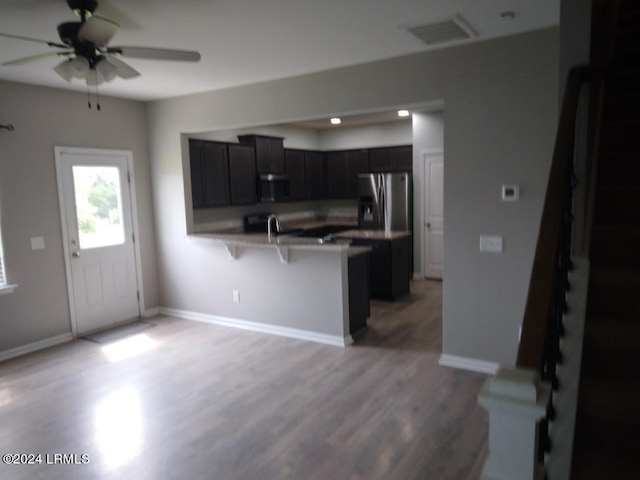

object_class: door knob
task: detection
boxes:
[72,251,80,258]
[426,222,431,228]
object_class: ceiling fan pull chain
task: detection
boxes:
[96,83,101,111]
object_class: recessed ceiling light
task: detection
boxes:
[398,110,410,117]
[330,117,341,125]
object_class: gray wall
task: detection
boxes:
[148,28,559,366]
[318,121,412,150]
[0,80,159,353]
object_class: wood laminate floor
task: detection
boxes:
[0,280,487,480]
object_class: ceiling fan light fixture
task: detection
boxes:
[85,68,104,86]
[53,59,74,82]
[68,55,90,78]
[96,57,118,82]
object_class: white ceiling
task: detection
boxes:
[0,0,559,102]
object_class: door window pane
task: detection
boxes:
[73,166,125,249]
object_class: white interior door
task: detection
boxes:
[423,151,444,279]
[56,147,140,336]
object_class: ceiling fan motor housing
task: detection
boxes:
[67,0,98,17]
[57,22,82,46]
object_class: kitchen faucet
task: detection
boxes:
[267,214,280,243]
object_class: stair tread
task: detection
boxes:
[591,223,640,232]
[589,266,640,277]
[571,449,638,480]
[584,320,640,344]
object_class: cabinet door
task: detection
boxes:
[285,149,306,201]
[243,135,285,174]
[189,140,230,209]
[346,149,370,197]
[392,146,413,171]
[268,137,285,173]
[367,239,391,297]
[369,146,412,172]
[326,150,369,198]
[201,141,230,207]
[189,140,206,209]
[228,144,257,205]
[305,151,325,200]
[326,151,349,198]
[369,148,393,172]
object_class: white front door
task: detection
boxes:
[56,147,140,336]
[423,151,444,279]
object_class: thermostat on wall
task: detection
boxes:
[502,184,519,201]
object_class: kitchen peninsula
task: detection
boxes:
[185,224,372,346]
[181,127,413,348]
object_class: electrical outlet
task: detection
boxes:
[479,235,503,253]
[233,290,240,303]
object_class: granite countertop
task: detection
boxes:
[191,218,395,253]
[336,229,411,240]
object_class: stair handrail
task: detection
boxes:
[516,65,592,373]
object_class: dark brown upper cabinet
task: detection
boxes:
[228,143,258,205]
[238,135,285,174]
[326,149,369,199]
[189,139,230,209]
[368,145,413,172]
[305,151,326,200]
[285,149,306,202]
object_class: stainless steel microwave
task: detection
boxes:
[258,174,290,202]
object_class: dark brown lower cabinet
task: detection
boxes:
[348,251,370,334]
[348,235,410,300]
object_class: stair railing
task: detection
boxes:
[478,66,595,480]
[478,2,624,479]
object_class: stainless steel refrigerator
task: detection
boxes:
[357,172,412,232]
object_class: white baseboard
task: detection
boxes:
[159,307,353,347]
[0,333,73,363]
[143,307,160,318]
[439,354,500,375]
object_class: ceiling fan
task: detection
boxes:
[0,0,201,86]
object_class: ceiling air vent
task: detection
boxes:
[406,15,477,46]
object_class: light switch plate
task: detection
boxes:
[31,236,45,250]
[480,235,503,253]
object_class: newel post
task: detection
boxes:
[478,368,551,480]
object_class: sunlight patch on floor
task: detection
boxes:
[101,334,157,362]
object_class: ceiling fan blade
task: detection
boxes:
[108,46,201,62]
[104,55,140,79]
[94,0,142,30]
[0,31,67,49]
[78,16,119,47]
[2,51,71,66]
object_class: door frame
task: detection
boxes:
[55,146,145,337]
[420,149,444,279]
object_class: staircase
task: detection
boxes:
[571,1,640,478]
